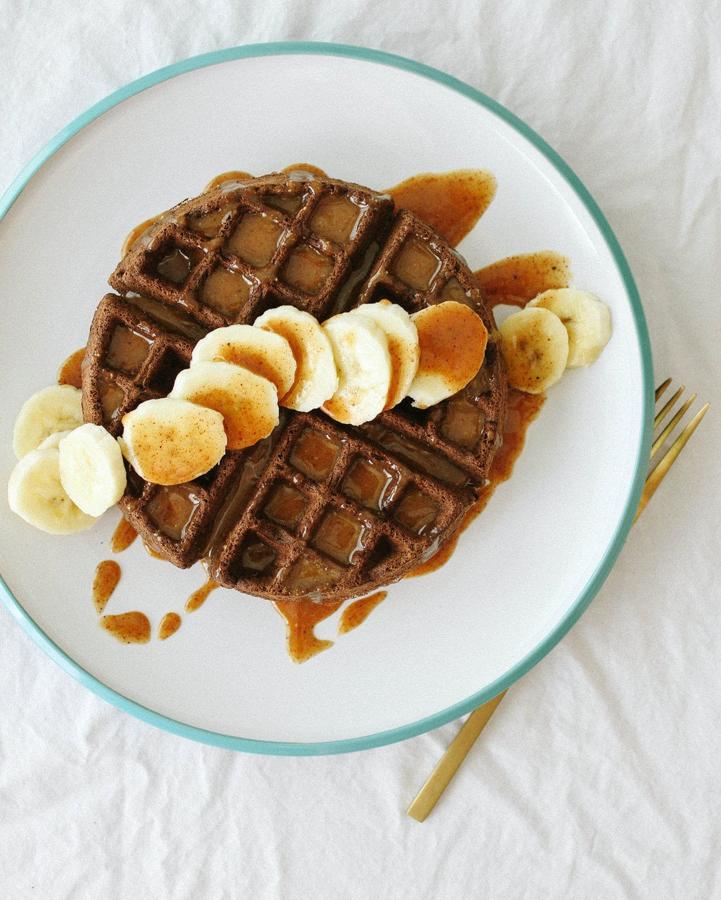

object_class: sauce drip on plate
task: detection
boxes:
[100,611,151,644]
[338,591,387,635]
[273,598,343,663]
[111,518,138,554]
[387,169,496,247]
[185,579,219,613]
[158,612,182,640]
[474,251,570,308]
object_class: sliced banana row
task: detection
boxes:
[117,299,489,482]
[9,299,491,529]
[499,289,612,393]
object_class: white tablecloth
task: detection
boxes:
[2,3,720,898]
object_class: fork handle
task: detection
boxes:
[407,690,507,821]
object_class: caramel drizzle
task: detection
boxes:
[100,612,151,644]
[474,251,571,308]
[158,612,182,640]
[92,560,121,615]
[185,579,219,613]
[204,170,254,191]
[111,518,138,554]
[338,591,387,635]
[273,598,343,664]
[57,347,86,389]
[386,170,496,247]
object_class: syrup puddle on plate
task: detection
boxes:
[272,598,344,664]
[158,612,182,640]
[386,169,496,247]
[474,251,570,308]
[338,591,387,635]
[92,560,121,615]
[100,612,151,644]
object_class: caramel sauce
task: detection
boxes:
[264,484,306,529]
[392,237,442,290]
[289,429,341,482]
[121,214,167,257]
[98,376,125,424]
[142,540,166,560]
[310,194,365,244]
[227,213,284,266]
[314,511,367,565]
[386,170,496,247]
[201,267,253,318]
[156,247,197,284]
[146,485,201,542]
[57,347,86,388]
[338,591,387,634]
[413,302,488,390]
[281,243,333,294]
[92,560,121,615]
[111,517,138,554]
[407,389,545,577]
[281,163,328,178]
[158,612,182,640]
[204,170,254,191]
[212,343,287,394]
[185,579,219,613]
[474,251,570,308]
[342,458,405,511]
[106,325,152,374]
[100,611,151,644]
[273,597,343,663]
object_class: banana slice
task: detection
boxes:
[350,300,420,409]
[13,385,84,459]
[498,307,569,394]
[170,361,278,450]
[254,306,337,411]
[37,430,74,450]
[58,424,127,517]
[191,324,296,399]
[121,398,227,485]
[408,301,488,408]
[528,288,611,367]
[8,448,97,534]
[321,312,392,425]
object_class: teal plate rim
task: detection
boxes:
[0,41,654,756]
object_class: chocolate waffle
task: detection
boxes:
[84,171,506,602]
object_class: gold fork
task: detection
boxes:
[407,380,709,822]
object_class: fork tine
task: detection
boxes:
[636,402,709,521]
[654,385,684,429]
[655,377,672,401]
[651,394,696,459]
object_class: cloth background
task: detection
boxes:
[1,2,720,897]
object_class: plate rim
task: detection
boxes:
[0,41,654,756]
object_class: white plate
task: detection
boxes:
[0,44,652,754]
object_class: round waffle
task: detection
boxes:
[82,171,507,603]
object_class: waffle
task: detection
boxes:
[83,171,507,602]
